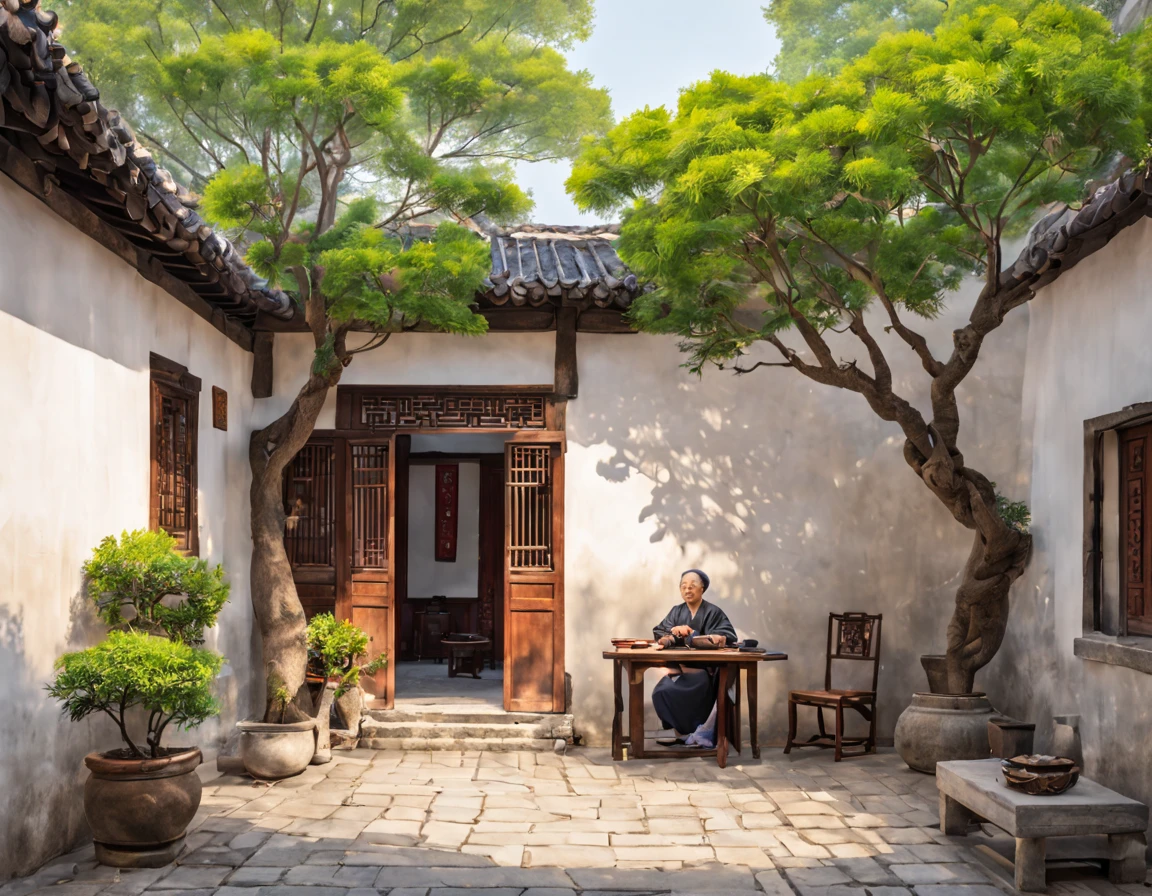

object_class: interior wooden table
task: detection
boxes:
[602,647,788,768]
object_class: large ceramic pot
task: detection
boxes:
[894,692,996,773]
[84,747,202,868]
[237,719,316,779]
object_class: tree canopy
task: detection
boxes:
[570,0,1147,387]
[765,0,1128,82]
[62,0,611,338]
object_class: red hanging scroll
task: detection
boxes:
[435,464,459,561]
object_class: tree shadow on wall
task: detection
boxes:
[565,325,1029,739]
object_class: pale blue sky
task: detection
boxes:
[513,1,781,224]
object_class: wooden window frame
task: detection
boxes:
[1079,403,1152,674]
[149,353,201,557]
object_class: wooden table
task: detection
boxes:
[603,647,787,768]
[441,634,491,679]
[938,759,1148,892]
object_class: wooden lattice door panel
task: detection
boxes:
[504,436,565,713]
[283,443,337,575]
[149,355,200,555]
[1120,424,1152,636]
[351,444,389,572]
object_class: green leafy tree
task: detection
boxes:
[570,0,1150,693]
[48,631,224,758]
[63,0,610,719]
[307,612,387,698]
[83,529,229,645]
[766,0,946,82]
[765,0,1127,83]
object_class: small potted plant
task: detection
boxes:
[307,613,387,759]
[47,530,229,868]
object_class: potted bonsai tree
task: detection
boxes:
[306,613,387,762]
[48,529,228,867]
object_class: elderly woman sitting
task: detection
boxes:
[651,569,737,747]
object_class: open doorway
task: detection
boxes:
[394,433,507,707]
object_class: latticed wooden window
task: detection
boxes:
[149,355,200,555]
[283,443,335,568]
[1120,423,1152,636]
[508,444,553,571]
[352,444,389,569]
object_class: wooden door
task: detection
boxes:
[1121,424,1152,636]
[283,438,341,618]
[336,434,407,708]
[504,434,565,712]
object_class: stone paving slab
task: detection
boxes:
[4,748,1149,896]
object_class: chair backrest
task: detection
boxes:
[824,612,883,692]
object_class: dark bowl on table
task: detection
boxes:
[1001,755,1080,795]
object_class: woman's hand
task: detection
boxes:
[671,625,693,638]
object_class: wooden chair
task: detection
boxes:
[784,612,882,761]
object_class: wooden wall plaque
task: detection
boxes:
[212,386,228,431]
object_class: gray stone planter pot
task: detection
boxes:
[237,719,316,780]
[84,747,202,868]
[894,692,996,774]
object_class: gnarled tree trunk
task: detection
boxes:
[906,433,1032,694]
[248,282,349,721]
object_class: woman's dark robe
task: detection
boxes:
[651,600,737,734]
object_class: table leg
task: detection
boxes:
[749,663,760,759]
[1015,837,1047,892]
[731,669,741,755]
[611,659,624,761]
[1107,831,1147,884]
[628,663,646,760]
[939,792,973,836]
[715,665,730,769]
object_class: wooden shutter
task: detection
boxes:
[149,355,199,555]
[1121,424,1152,636]
[504,434,565,712]
[283,441,337,584]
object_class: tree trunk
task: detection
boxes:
[944,524,1032,693]
[249,366,344,722]
[904,436,1032,694]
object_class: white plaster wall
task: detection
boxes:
[0,175,260,879]
[408,463,480,598]
[988,215,1152,807]
[254,331,555,430]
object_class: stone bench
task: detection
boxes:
[937,759,1148,892]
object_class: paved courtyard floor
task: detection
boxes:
[3,748,1148,896]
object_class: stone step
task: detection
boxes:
[368,708,553,725]
[363,719,557,740]
[360,710,574,752]
[360,735,567,752]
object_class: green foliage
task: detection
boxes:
[767,0,946,81]
[569,0,1148,377]
[47,631,223,758]
[306,613,388,697]
[61,0,611,352]
[996,494,1032,532]
[766,0,1127,82]
[83,529,229,646]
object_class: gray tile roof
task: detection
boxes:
[1001,162,1152,294]
[0,0,293,324]
[483,225,642,309]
